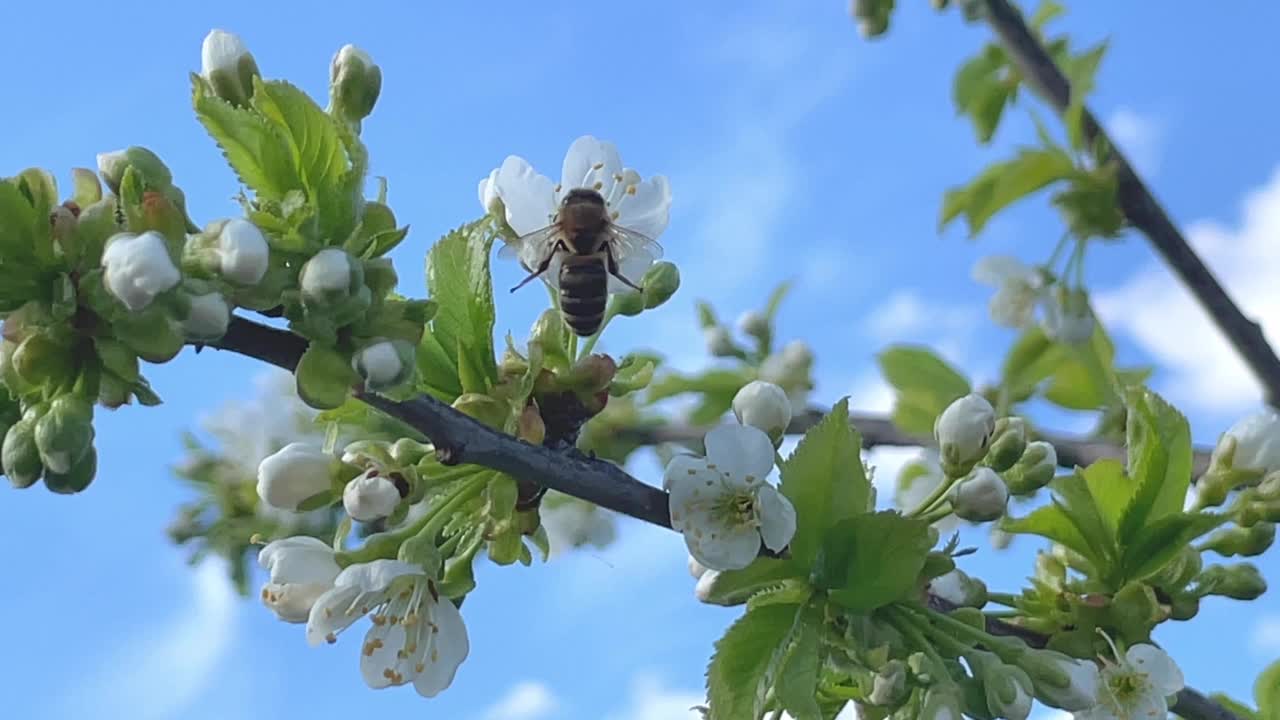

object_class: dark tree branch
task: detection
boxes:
[625,407,1213,476]
[211,315,1237,720]
[979,0,1280,409]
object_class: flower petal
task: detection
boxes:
[756,485,797,552]
[334,558,424,593]
[494,155,557,236]
[613,174,671,240]
[305,584,364,646]
[667,457,723,533]
[971,255,1034,286]
[704,424,775,484]
[262,581,333,623]
[413,598,470,697]
[686,522,761,571]
[259,536,339,583]
[559,135,622,200]
[1129,692,1171,719]
[359,623,413,689]
[1126,644,1184,696]
[606,248,657,294]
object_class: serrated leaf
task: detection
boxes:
[969,81,1013,143]
[422,221,498,396]
[1120,511,1225,583]
[1080,459,1129,535]
[1118,388,1192,548]
[0,180,37,263]
[1044,323,1118,410]
[943,148,1076,236]
[780,399,870,569]
[1051,471,1116,572]
[705,604,797,720]
[953,45,1005,112]
[775,598,824,720]
[192,74,301,200]
[1002,326,1062,398]
[878,345,970,435]
[821,511,932,611]
[1001,504,1097,572]
[698,558,804,607]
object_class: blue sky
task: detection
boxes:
[3,1,1280,718]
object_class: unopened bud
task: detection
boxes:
[201,29,260,107]
[640,261,679,309]
[342,469,402,521]
[216,218,270,285]
[257,442,335,511]
[732,380,792,444]
[11,333,74,389]
[294,342,355,410]
[329,44,381,126]
[1107,582,1160,640]
[351,339,413,391]
[869,660,908,706]
[101,231,181,312]
[737,310,769,340]
[1202,523,1275,558]
[935,393,996,477]
[182,291,231,341]
[703,326,736,357]
[930,568,987,608]
[42,445,97,494]
[1169,592,1200,621]
[1214,410,1280,477]
[985,416,1027,472]
[530,309,568,367]
[612,291,645,317]
[950,467,1008,522]
[33,395,94,475]
[2,418,44,488]
[478,169,502,217]
[1017,650,1101,712]
[1200,562,1266,600]
[300,248,361,306]
[1003,440,1057,495]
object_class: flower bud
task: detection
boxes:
[567,353,618,393]
[920,688,964,720]
[612,291,645,317]
[216,218,269,285]
[1215,410,1280,477]
[975,656,1034,720]
[182,292,231,341]
[1107,582,1160,641]
[1200,562,1267,600]
[451,393,508,429]
[640,261,679,309]
[300,248,360,306]
[737,310,769,340]
[478,168,502,217]
[930,568,988,608]
[259,536,341,623]
[43,445,96,494]
[1003,440,1057,495]
[1150,545,1202,592]
[950,467,1008,522]
[985,416,1027,472]
[11,333,74,389]
[935,393,996,477]
[294,343,355,410]
[732,380,792,443]
[1017,649,1100,711]
[1202,523,1275,558]
[329,44,381,126]
[257,442,334,511]
[101,231,181,311]
[112,306,186,363]
[1169,592,1200,621]
[351,339,413,391]
[342,469,402,521]
[201,29,260,107]
[1040,285,1094,345]
[869,660,908,706]
[33,395,94,475]
[703,326,736,357]
[609,354,656,396]
[3,418,43,488]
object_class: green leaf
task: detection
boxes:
[1120,512,1225,583]
[705,604,797,720]
[969,81,1014,143]
[1210,694,1261,720]
[1002,326,1062,398]
[1029,0,1066,30]
[942,147,1076,236]
[779,399,870,569]
[421,221,498,396]
[775,598,825,720]
[1257,659,1280,719]
[1001,504,1097,571]
[648,368,749,403]
[764,281,792,322]
[878,345,970,435]
[696,557,804,607]
[1043,323,1118,411]
[1051,471,1117,572]
[1118,388,1192,548]
[822,511,932,612]
[0,180,37,263]
[192,74,300,200]
[1080,459,1129,535]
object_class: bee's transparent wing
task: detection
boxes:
[606,225,664,264]
[498,224,561,268]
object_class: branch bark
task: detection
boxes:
[211,315,1239,720]
[978,0,1280,409]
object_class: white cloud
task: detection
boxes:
[865,290,980,363]
[1106,107,1164,178]
[482,681,559,720]
[65,559,237,720]
[1253,614,1280,656]
[849,372,895,415]
[1096,167,1280,413]
[606,674,705,720]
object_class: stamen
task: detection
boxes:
[326,633,337,644]
[592,162,604,170]
[592,181,604,191]
[625,185,637,195]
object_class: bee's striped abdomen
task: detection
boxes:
[559,259,607,336]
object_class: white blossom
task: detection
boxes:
[342,470,402,522]
[300,248,355,301]
[257,442,333,511]
[217,218,270,285]
[972,255,1045,329]
[929,568,987,607]
[1218,410,1280,476]
[332,44,373,74]
[1074,643,1184,720]
[664,424,796,571]
[477,168,501,215]
[737,310,768,338]
[101,231,181,311]
[704,326,736,356]
[352,339,408,389]
[950,467,1009,522]
[306,559,468,697]
[1042,286,1095,345]
[259,536,341,623]
[935,393,996,473]
[182,292,231,341]
[201,29,250,77]
[732,380,793,441]
[481,135,671,293]
[688,555,709,580]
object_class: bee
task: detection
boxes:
[500,188,663,336]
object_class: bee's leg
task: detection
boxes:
[605,245,643,291]
[509,245,563,292]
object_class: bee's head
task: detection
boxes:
[562,188,606,208]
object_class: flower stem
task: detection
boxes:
[917,501,955,525]
[883,605,955,685]
[987,591,1021,608]
[1046,231,1072,273]
[905,474,962,519]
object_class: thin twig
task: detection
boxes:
[212,315,1238,720]
[978,0,1280,409]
